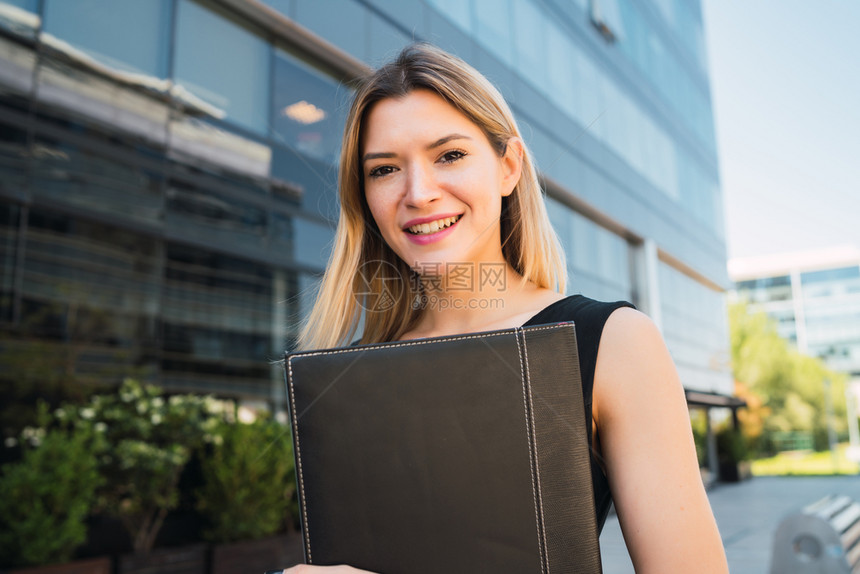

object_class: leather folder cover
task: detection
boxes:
[284,322,602,573]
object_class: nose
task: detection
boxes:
[403,162,441,208]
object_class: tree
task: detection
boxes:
[59,379,220,553]
[729,302,847,455]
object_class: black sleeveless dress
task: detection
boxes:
[521,294,636,533]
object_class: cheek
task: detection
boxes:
[364,191,396,235]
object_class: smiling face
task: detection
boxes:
[361,89,522,276]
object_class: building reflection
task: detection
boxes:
[0,0,345,408]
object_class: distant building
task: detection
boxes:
[729,245,860,379]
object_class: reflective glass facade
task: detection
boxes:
[0,0,328,403]
[425,0,722,237]
[660,262,731,391]
[0,0,732,405]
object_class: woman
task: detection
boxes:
[287,43,728,573]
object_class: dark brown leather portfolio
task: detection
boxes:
[283,322,602,573]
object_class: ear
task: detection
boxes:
[500,137,524,197]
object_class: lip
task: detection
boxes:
[403,214,462,245]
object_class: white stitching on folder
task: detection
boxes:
[521,329,550,573]
[288,322,572,361]
[287,356,313,563]
[516,328,547,574]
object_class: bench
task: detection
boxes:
[771,495,860,573]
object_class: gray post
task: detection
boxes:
[706,408,719,482]
[846,382,860,462]
[271,269,287,413]
[824,378,838,470]
[632,238,663,332]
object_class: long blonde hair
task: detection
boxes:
[296,43,566,350]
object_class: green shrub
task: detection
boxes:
[0,405,101,567]
[716,426,749,464]
[196,415,296,543]
[690,409,709,467]
[59,378,220,553]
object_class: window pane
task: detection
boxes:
[165,175,267,250]
[31,131,165,225]
[513,0,547,88]
[473,0,513,66]
[426,0,473,33]
[570,210,596,272]
[578,54,603,132]
[659,261,732,394]
[0,28,36,111]
[0,202,20,322]
[174,0,270,134]
[270,211,294,251]
[272,144,339,221]
[43,0,171,78]
[3,0,37,9]
[0,119,28,198]
[162,243,278,395]
[545,196,571,256]
[17,210,161,383]
[802,266,860,285]
[273,49,349,164]
[294,216,333,270]
[546,23,579,120]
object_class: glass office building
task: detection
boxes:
[0,0,733,423]
[731,246,860,379]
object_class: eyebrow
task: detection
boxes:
[362,133,472,163]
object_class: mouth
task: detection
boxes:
[405,214,463,235]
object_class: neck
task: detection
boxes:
[413,262,533,335]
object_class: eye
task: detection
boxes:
[368,165,397,179]
[438,149,467,164]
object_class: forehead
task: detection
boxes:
[362,90,482,148]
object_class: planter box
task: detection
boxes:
[211,535,304,574]
[719,460,753,482]
[119,543,206,574]
[9,556,111,574]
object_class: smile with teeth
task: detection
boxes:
[407,214,462,235]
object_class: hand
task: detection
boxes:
[280,567,376,573]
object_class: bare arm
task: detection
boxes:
[593,308,728,573]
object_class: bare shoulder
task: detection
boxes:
[595,307,671,388]
[601,306,664,354]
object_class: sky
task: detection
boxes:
[702,0,860,261]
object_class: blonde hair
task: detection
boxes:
[296,43,566,350]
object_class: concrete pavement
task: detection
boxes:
[599,475,860,573]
